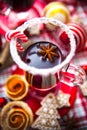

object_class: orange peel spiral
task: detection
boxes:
[5,75,29,100]
[0,101,33,130]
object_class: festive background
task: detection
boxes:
[0,0,87,130]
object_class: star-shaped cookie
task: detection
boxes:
[56,90,70,108]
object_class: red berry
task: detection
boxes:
[0,97,7,108]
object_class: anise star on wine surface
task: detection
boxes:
[37,43,59,62]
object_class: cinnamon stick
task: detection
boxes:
[0,42,10,68]
[0,56,14,72]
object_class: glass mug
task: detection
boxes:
[8,17,86,97]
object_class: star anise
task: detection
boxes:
[37,43,59,62]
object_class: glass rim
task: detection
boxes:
[10,17,76,75]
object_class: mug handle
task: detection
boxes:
[59,64,86,86]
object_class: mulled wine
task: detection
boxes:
[22,41,64,91]
[23,41,63,69]
[9,17,76,96]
